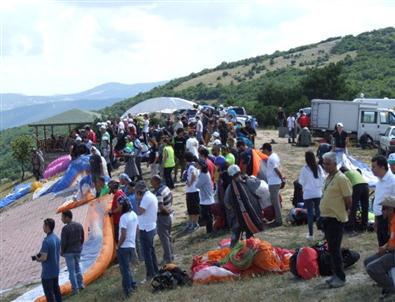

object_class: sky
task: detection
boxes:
[0,0,394,95]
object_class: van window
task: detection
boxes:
[380,112,391,124]
[390,112,395,125]
[361,111,377,124]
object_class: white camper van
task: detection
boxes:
[311,99,395,141]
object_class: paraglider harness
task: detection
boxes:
[151,264,191,292]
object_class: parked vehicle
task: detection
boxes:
[353,98,395,110]
[310,99,395,141]
[226,106,256,127]
[379,126,395,156]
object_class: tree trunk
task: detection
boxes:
[21,161,25,181]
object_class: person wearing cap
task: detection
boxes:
[371,155,395,246]
[224,164,265,247]
[364,197,395,300]
[195,160,215,235]
[297,110,310,130]
[99,125,110,154]
[101,136,112,178]
[388,153,395,174]
[135,181,159,281]
[119,173,131,191]
[332,122,349,153]
[151,175,174,264]
[320,152,352,288]
[260,143,285,227]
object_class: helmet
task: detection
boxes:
[227,164,240,176]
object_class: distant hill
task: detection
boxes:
[101,27,395,121]
[0,81,167,129]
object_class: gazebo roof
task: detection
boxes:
[28,109,102,127]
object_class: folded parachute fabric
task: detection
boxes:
[191,238,293,285]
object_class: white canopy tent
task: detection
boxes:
[122,97,196,117]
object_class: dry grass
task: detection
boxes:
[174,40,357,92]
[2,130,383,302]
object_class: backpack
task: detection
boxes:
[151,265,191,292]
[312,241,360,276]
[182,163,195,183]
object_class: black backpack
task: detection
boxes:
[151,266,191,292]
[313,242,360,276]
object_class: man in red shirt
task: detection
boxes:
[198,146,215,186]
[108,180,129,243]
[85,126,97,144]
[297,110,310,129]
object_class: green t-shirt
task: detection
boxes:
[225,153,235,165]
[99,184,109,197]
[163,146,175,168]
[344,170,367,186]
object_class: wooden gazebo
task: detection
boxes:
[28,108,102,152]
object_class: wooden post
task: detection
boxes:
[68,124,72,134]
[51,125,54,137]
[35,126,39,148]
[44,125,47,151]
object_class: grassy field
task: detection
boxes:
[2,130,384,302]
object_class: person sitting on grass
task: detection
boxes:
[364,197,395,301]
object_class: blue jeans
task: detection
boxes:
[140,229,159,278]
[64,253,83,294]
[42,277,62,302]
[117,248,136,296]
[304,198,321,236]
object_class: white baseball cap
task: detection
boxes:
[227,164,241,176]
[337,122,344,128]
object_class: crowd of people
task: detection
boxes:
[31,106,395,301]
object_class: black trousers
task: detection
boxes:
[349,183,369,231]
[163,167,175,189]
[200,204,213,234]
[375,215,389,247]
[42,277,62,302]
[323,217,345,281]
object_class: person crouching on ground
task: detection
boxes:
[33,218,62,302]
[320,152,352,288]
[117,201,138,297]
[61,210,84,295]
[365,197,395,300]
[195,159,215,235]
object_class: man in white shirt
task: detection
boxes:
[186,130,199,158]
[261,143,285,226]
[371,155,395,246]
[117,202,138,297]
[135,181,159,281]
[287,113,296,144]
[143,114,150,144]
[173,116,184,135]
[195,116,204,144]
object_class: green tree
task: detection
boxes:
[11,135,34,181]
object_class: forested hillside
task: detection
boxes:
[1,27,394,181]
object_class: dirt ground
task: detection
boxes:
[1,129,383,302]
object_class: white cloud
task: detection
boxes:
[0,0,394,95]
